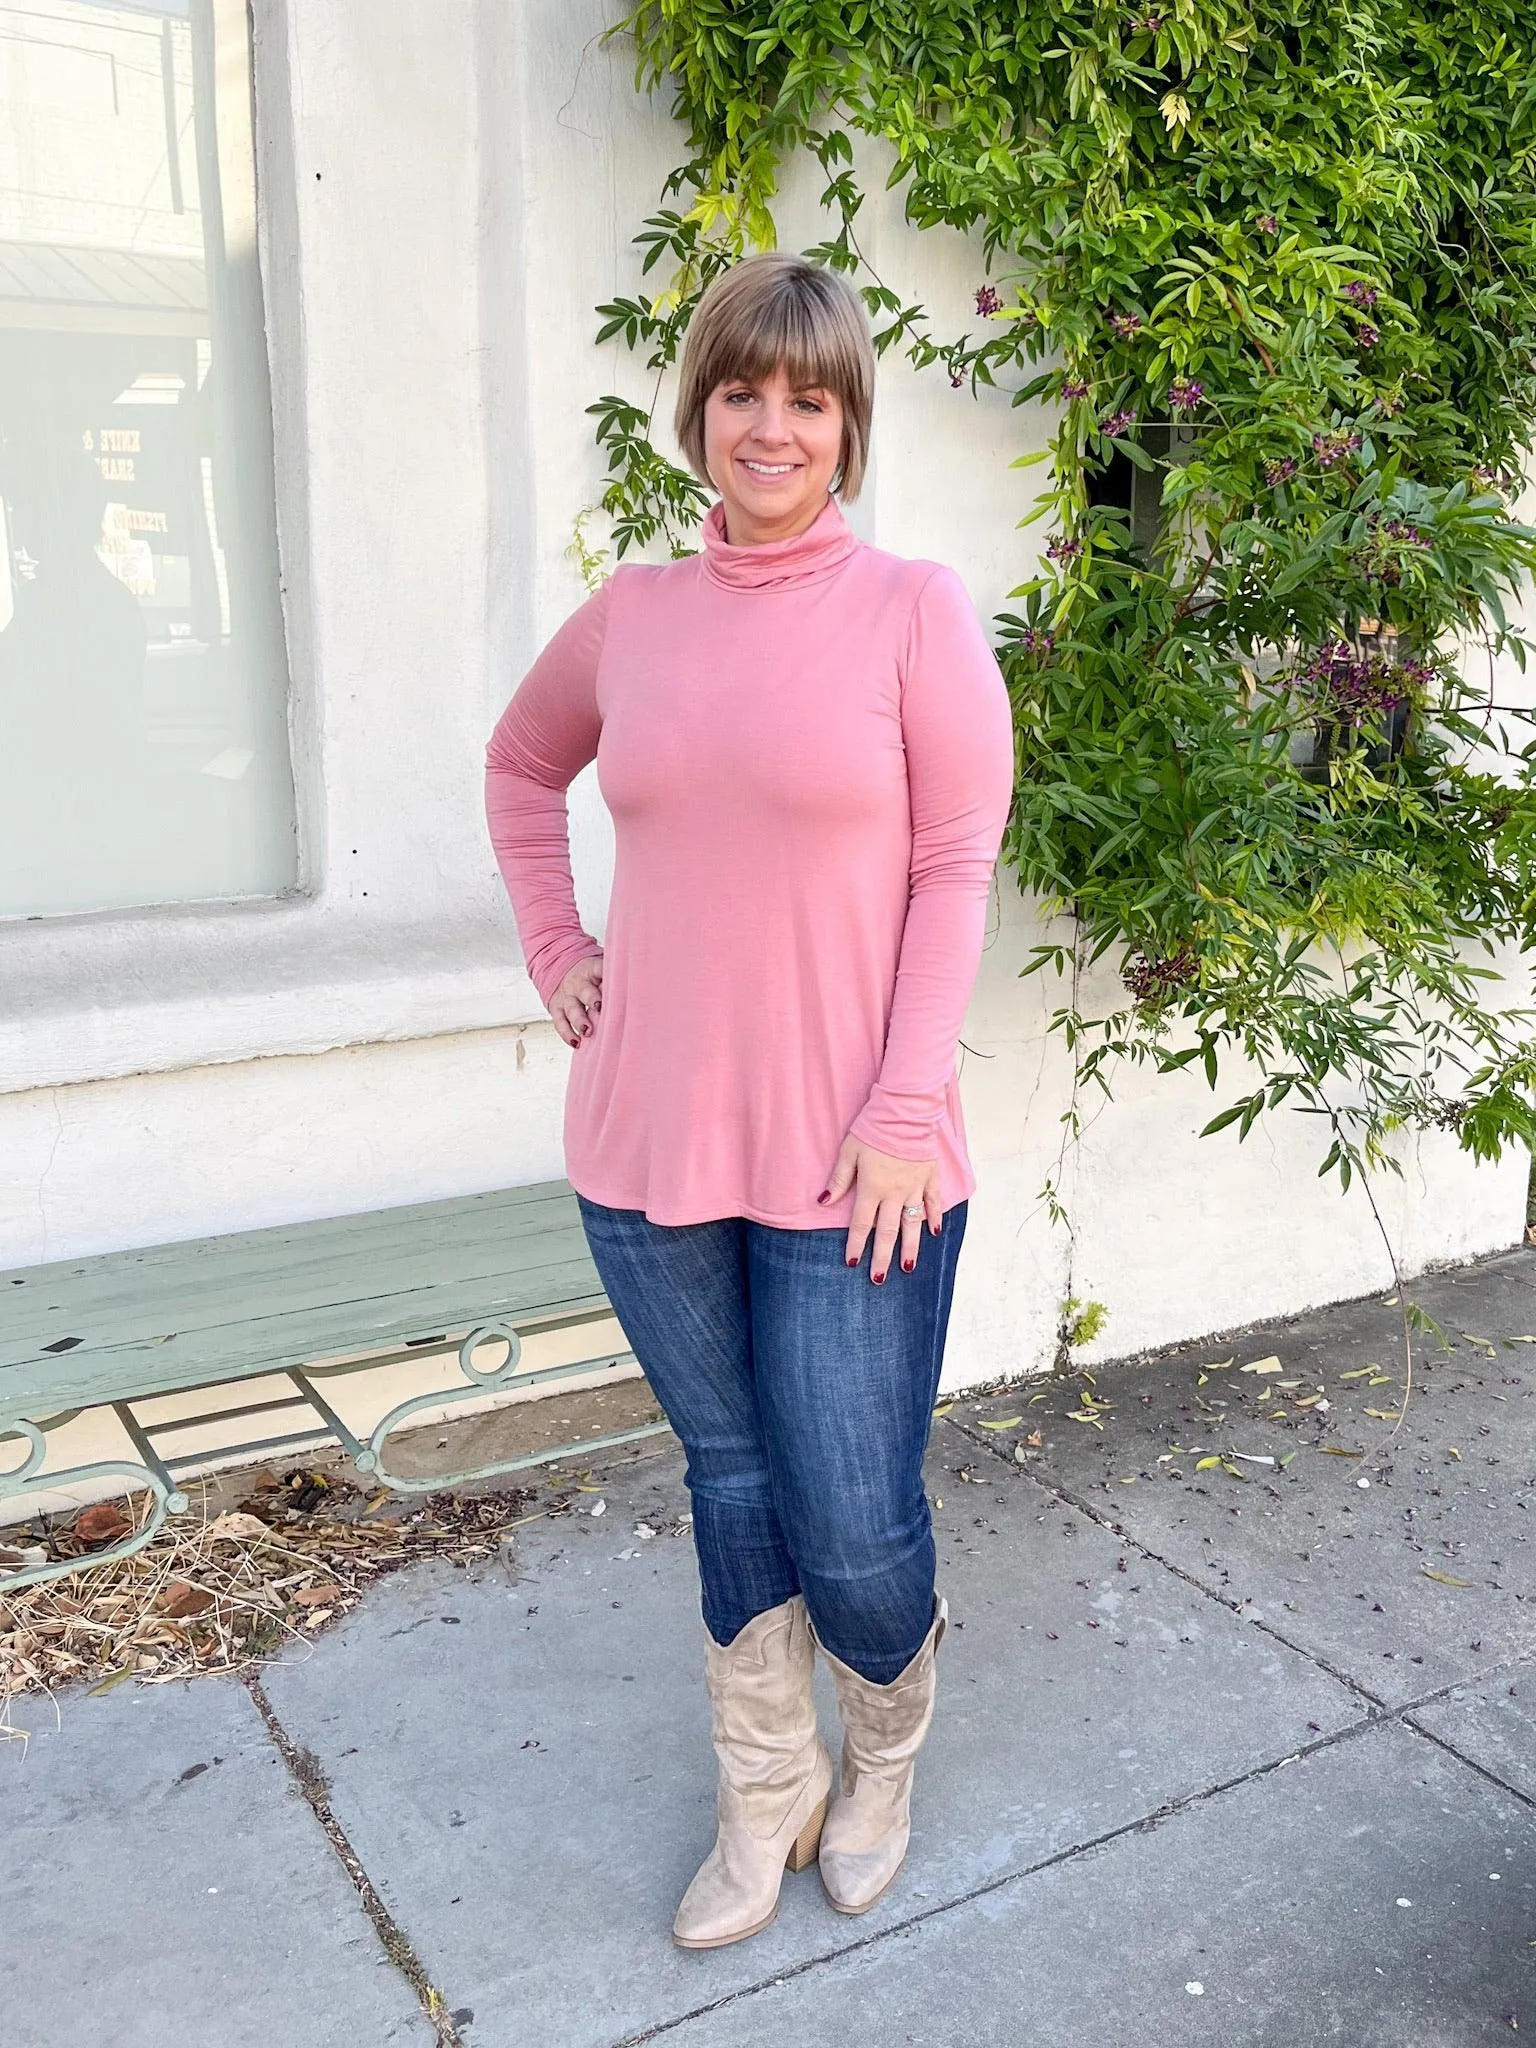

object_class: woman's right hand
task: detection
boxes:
[550,953,604,1048]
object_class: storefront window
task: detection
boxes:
[0,0,296,918]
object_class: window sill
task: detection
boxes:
[0,895,545,1093]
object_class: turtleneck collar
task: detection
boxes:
[699,494,861,593]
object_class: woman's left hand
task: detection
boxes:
[820,1137,942,1283]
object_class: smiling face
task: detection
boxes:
[702,363,846,547]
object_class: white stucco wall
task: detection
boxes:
[1,0,1527,1460]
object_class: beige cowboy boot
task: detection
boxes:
[809,1595,948,1915]
[672,1594,833,1949]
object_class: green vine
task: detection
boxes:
[588,0,1536,1226]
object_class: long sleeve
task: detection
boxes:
[847,566,1015,1161]
[484,579,611,1008]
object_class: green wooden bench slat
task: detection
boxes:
[0,1221,596,1357]
[0,1183,581,1339]
[0,1181,615,1420]
[0,1179,672,1590]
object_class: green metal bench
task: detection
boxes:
[0,1179,666,1592]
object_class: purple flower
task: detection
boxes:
[1379,518,1426,546]
[1472,465,1500,490]
[1167,376,1205,413]
[1265,456,1299,486]
[1364,517,1430,584]
[1256,212,1280,235]
[1061,376,1091,400]
[1135,13,1163,31]
[950,371,965,388]
[1099,407,1139,438]
[1355,323,1380,349]
[1123,945,1199,1002]
[1313,429,1361,469]
[1108,312,1142,340]
[1293,640,1423,724]
[1019,626,1056,656]
[1046,536,1083,564]
[975,284,1002,317]
[1344,280,1379,308]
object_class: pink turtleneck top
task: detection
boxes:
[484,497,1015,1229]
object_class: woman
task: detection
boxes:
[485,251,1014,1948]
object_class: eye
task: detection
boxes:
[792,395,827,413]
[722,388,757,405]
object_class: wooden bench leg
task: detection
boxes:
[294,1322,673,1495]
[0,1419,188,1594]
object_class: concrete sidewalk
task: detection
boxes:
[5,1249,1534,2047]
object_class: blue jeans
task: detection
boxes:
[574,1195,969,1684]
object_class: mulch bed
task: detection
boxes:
[0,1466,554,1740]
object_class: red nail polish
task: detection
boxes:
[817,1190,831,1204]
[902,1259,915,1273]
[873,1270,886,1285]
[929,1222,941,1236]
[846,1256,859,1268]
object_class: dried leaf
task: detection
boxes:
[978,1416,1023,1431]
[1026,1429,1043,1448]
[1239,1357,1285,1375]
[1365,1407,1403,1422]
[158,1583,215,1620]
[74,1504,131,1547]
[1319,1446,1365,1458]
[1421,1568,1475,1588]
[292,1582,342,1607]
[1195,1455,1222,1471]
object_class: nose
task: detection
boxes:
[750,400,794,446]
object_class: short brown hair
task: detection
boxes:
[674,252,876,500]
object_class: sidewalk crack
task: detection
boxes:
[244,1673,465,2047]
[612,1694,1521,2045]
[947,1412,1388,1708]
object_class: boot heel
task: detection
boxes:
[785,1793,827,1874]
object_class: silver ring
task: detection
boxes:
[901,1204,924,1218]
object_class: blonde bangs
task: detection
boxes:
[675,253,875,500]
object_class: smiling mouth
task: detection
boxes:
[738,458,801,479]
